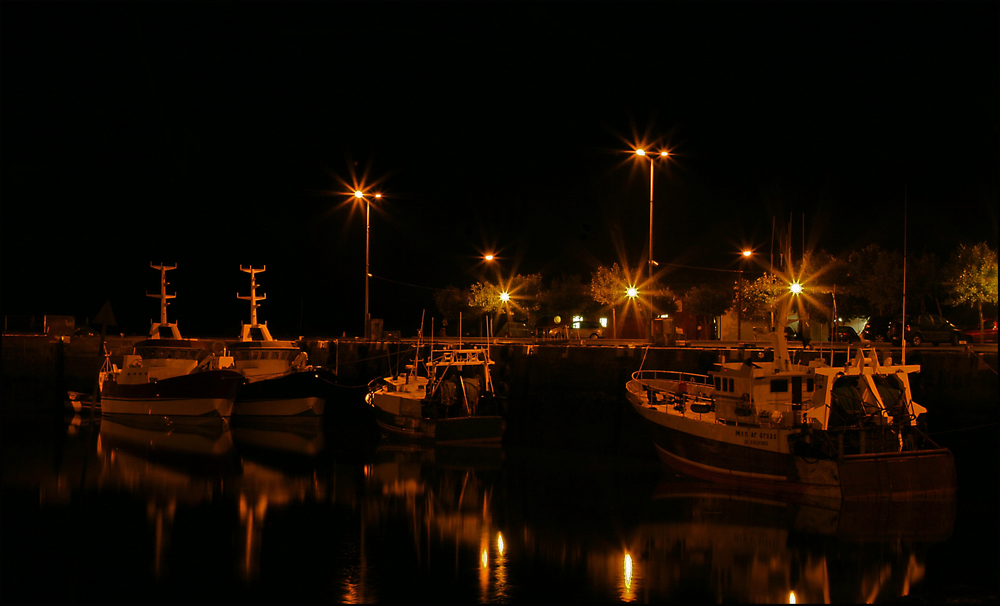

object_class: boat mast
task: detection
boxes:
[901,188,908,365]
[237,265,272,342]
[147,262,180,339]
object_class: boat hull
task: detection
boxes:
[233,370,332,416]
[100,370,245,417]
[627,391,956,501]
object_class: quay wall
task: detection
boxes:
[3,335,996,455]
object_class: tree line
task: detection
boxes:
[432,241,998,341]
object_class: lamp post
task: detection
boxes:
[354,190,382,339]
[635,148,669,340]
[737,249,752,342]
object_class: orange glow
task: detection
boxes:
[789,591,797,604]
[623,553,633,588]
[626,286,638,298]
[481,548,488,568]
[500,291,510,302]
[497,532,504,556]
[742,249,753,257]
[484,254,495,261]
[636,149,646,156]
[354,190,363,198]
[660,151,669,157]
[790,282,803,294]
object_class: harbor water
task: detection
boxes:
[2,387,996,603]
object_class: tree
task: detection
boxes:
[741,274,785,322]
[469,273,543,327]
[844,244,904,317]
[432,286,470,335]
[944,242,999,343]
[683,284,734,339]
[536,274,592,323]
[589,263,629,307]
[909,251,945,316]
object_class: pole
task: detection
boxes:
[737,270,743,343]
[365,199,370,340]
[648,159,655,341]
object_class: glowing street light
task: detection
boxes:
[635,148,670,340]
[790,282,803,294]
[354,190,382,339]
[499,290,511,322]
[626,286,639,298]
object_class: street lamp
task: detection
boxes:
[737,249,752,342]
[635,148,670,340]
[354,190,382,339]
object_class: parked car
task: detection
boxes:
[496,321,533,338]
[963,318,998,343]
[889,313,962,346]
[546,320,605,339]
[861,316,892,342]
[833,326,861,342]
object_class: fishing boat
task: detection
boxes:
[626,291,956,501]
[99,264,245,417]
[366,321,505,445]
[229,266,333,417]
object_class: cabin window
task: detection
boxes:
[770,379,789,392]
[807,378,814,391]
[714,376,721,390]
[727,378,735,392]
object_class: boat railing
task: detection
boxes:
[631,369,712,386]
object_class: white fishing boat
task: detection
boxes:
[366,318,505,445]
[626,290,956,501]
[229,266,332,417]
[99,264,244,418]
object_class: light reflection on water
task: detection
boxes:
[0,411,968,603]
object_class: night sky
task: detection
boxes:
[2,2,997,338]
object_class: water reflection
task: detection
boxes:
[4,412,965,603]
[97,416,239,579]
[619,480,954,603]
[360,443,506,603]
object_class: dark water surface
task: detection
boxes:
[2,401,996,604]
